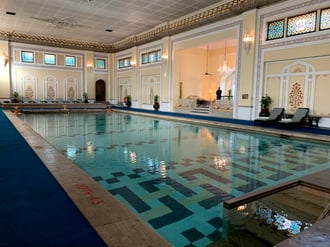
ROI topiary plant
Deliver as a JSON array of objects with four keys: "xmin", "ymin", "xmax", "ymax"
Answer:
[{"xmin": 260, "ymin": 95, "xmax": 272, "ymax": 109}]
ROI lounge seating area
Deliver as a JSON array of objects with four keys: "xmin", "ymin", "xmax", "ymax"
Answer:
[
  {"xmin": 32, "ymin": 97, "xmax": 82, "ymax": 104},
  {"xmin": 0, "ymin": 101, "xmax": 108, "ymax": 113},
  {"xmin": 211, "ymin": 99, "xmax": 234, "ymax": 111},
  {"xmin": 254, "ymin": 107, "xmax": 285, "ymax": 125},
  {"xmin": 2, "ymin": 96, "xmax": 88, "ymax": 104},
  {"xmin": 254, "ymin": 107, "xmax": 321, "ymax": 128},
  {"xmin": 174, "ymin": 96, "xmax": 234, "ymax": 118},
  {"xmin": 277, "ymin": 108, "xmax": 310, "ymax": 127}
]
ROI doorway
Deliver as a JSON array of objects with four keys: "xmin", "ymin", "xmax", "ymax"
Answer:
[{"xmin": 95, "ymin": 80, "xmax": 105, "ymax": 102}]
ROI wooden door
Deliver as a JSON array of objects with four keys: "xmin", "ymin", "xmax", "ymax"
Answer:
[{"xmin": 95, "ymin": 80, "xmax": 105, "ymax": 102}]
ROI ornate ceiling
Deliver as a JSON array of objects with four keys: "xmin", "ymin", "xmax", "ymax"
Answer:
[{"xmin": 0, "ymin": 0, "xmax": 284, "ymax": 52}]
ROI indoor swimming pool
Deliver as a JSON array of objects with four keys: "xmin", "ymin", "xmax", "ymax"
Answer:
[{"xmin": 19, "ymin": 112, "xmax": 330, "ymax": 246}]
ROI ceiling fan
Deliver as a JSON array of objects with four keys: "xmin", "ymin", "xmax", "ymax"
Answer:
[{"xmin": 204, "ymin": 45, "xmax": 212, "ymax": 76}]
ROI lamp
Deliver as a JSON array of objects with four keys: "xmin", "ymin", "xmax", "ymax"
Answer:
[
  {"xmin": 243, "ymin": 34, "xmax": 253, "ymax": 54},
  {"xmin": 86, "ymin": 64, "xmax": 93, "ymax": 72},
  {"xmin": 218, "ymin": 40, "xmax": 230, "ymax": 73}
]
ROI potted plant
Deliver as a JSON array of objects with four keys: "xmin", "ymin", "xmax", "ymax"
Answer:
[
  {"xmin": 259, "ymin": 94, "xmax": 272, "ymax": 116},
  {"xmin": 153, "ymin": 95, "xmax": 160, "ymax": 111},
  {"xmin": 124, "ymin": 95, "xmax": 132, "ymax": 108},
  {"xmin": 82, "ymin": 92, "xmax": 89, "ymax": 103},
  {"xmin": 12, "ymin": 91, "xmax": 19, "ymax": 103},
  {"xmin": 228, "ymin": 89, "xmax": 232, "ymax": 98}
]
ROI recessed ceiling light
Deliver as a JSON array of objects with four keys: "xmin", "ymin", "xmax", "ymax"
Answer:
[
  {"xmin": 105, "ymin": 29, "xmax": 113, "ymax": 32},
  {"xmin": 6, "ymin": 11, "xmax": 16, "ymax": 16}
]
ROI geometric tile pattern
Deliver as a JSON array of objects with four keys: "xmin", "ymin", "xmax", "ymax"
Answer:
[
  {"xmin": 109, "ymin": 186, "xmax": 151, "ymax": 213},
  {"xmin": 20, "ymin": 112, "xmax": 330, "ymax": 247}
]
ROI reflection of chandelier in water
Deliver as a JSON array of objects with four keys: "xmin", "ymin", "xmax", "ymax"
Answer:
[
  {"xmin": 160, "ymin": 161, "xmax": 167, "ymax": 179},
  {"xmin": 214, "ymin": 156, "xmax": 229, "ymax": 170},
  {"xmin": 87, "ymin": 141, "xmax": 94, "ymax": 154},
  {"xmin": 130, "ymin": 151, "xmax": 136, "ymax": 163},
  {"xmin": 218, "ymin": 40, "xmax": 232, "ymax": 73}
]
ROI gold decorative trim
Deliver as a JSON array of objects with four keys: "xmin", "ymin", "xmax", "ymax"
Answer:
[
  {"xmin": 0, "ymin": 0, "xmax": 281, "ymax": 52},
  {"xmin": 0, "ymin": 31, "xmax": 111, "ymax": 52}
]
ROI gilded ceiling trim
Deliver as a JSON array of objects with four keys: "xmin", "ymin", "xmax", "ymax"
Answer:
[
  {"xmin": 0, "ymin": 0, "xmax": 283, "ymax": 53},
  {"xmin": 0, "ymin": 31, "xmax": 111, "ymax": 52}
]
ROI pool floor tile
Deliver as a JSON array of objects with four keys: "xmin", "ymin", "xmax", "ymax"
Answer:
[
  {"xmin": 16, "ymin": 111, "xmax": 330, "ymax": 246},
  {"xmin": 181, "ymin": 227, "xmax": 205, "ymax": 243}
]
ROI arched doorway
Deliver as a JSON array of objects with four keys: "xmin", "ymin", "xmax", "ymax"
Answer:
[{"xmin": 95, "ymin": 80, "xmax": 105, "ymax": 102}]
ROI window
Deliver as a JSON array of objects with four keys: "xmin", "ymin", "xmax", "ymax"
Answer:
[
  {"xmin": 148, "ymin": 51, "xmax": 157, "ymax": 63},
  {"xmin": 65, "ymin": 56, "xmax": 76, "ymax": 66},
  {"xmin": 287, "ymin": 11, "xmax": 316, "ymax": 37},
  {"xmin": 44, "ymin": 53, "xmax": 56, "ymax": 65},
  {"xmin": 156, "ymin": 50, "xmax": 161, "ymax": 61},
  {"xmin": 21, "ymin": 51, "xmax": 34, "ymax": 63},
  {"xmin": 95, "ymin": 58, "xmax": 106, "ymax": 69},
  {"xmin": 141, "ymin": 49, "xmax": 161, "ymax": 64},
  {"xmin": 266, "ymin": 7, "xmax": 329, "ymax": 42},
  {"xmin": 142, "ymin": 54, "xmax": 148, "ymax": 64},
  {"xmin": 320, "ymin": 8, "xmax": 330, "ymax": 31},
  {"xmin": 118, "ymin": 57, "xmax": 132, "ymax": 69},
  {"xmin": 267, "ymin": 19, "xmax": 285, "ymax": 40}
]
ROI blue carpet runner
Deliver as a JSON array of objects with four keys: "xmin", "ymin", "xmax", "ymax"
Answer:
[{"xmin": 0, "ymin": 110, "xmax": 106, "ymax": 247}]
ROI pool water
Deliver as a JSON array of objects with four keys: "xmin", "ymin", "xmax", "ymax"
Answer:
[{"xmin": 20, "ymin": 112, "xmax": 330, "ymax": 246}]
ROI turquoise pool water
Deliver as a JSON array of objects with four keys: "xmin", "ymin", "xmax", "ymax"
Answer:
[{"xmin": 20, "ymin": 112, "xmax": 330, "ymax": 246}]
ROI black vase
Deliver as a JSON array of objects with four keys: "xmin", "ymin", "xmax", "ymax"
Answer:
[
  {"xmin": 126, "ymin": 101, "xmax": 132, "ymax": 108},
  {"xmin": 153, "ymin": 102, "xmax": 160, "ymax": 111}
]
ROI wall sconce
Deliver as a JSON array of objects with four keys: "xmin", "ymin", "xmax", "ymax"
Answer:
[
  {"xmin": 86, "ymin": 64, "xmax": 93, "ymax": 72},
  {"xmin": 243, "ymin": 34, "xmax": 253, "ymax": 54},
  {"xmin": 1, "ymin": 52, "xmax": 9, "ymax": 67},
  {"xmin": 130, "ymin": 61, "xmax": 136, "ymax": 68},
  {"xmin": 161, "ymin": 53, "xmax": 168, "ymax": 60}
]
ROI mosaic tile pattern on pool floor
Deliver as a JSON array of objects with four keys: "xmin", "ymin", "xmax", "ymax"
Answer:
[{"xmin": 19, "ymin": 112, "xmax": 330, "ymax": 246}]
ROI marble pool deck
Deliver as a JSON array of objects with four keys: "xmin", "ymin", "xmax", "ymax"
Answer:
[{"xmin": 4, "ymin": 109, "xmax": 330, "ymax": 246}]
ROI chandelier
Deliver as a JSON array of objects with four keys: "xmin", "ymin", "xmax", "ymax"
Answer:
[{"xmin": 218, "ymin": 40, "xmax": 231, "ymax": 73}]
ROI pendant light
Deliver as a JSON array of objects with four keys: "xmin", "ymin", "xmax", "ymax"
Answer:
[{"xmin": 218, "ymin": 40, "xmax": 230, "ymax": 73}]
